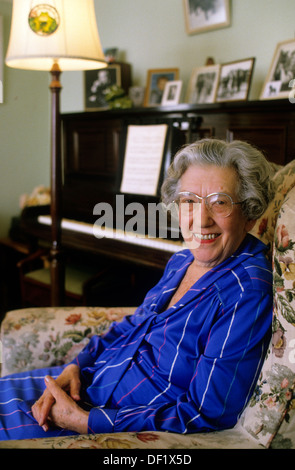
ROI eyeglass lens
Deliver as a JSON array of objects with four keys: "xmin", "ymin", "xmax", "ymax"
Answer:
[{"xmin": 177, "ymin": 193, "xmax": 234, "ymax": 217}]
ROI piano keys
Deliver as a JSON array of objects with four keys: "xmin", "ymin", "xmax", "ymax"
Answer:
[
  {"xmin": 38, "ymin": 215, "xmax": 185, "ymax": 253},
  {"xmin": 34, "ymin": 214, "xmax": 185, "ymax": 271}
]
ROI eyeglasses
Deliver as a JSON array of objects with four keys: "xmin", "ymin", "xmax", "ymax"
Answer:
[{"xmin": 174, "ymin": 191, "xmax": 244, "ymax": 218}]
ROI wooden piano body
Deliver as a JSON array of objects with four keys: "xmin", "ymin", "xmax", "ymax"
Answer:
[{"xmin": 20, "ymin": 100, "xmax": 295, "ymax": 305}]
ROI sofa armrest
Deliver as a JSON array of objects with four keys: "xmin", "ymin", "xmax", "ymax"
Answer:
[{"xmin": 0, "ymin": 306, "xmax": 136, "ymax": 377}]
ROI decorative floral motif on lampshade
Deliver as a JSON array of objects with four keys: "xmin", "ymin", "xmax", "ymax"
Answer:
[{"xmin": 28, "ymin": 4, "xmax": 60, "ymax": 36}]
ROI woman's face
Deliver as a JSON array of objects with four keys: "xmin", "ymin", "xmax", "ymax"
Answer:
[{"xmin": 178, "ymin": 164, "xmax": 255, "ymax": 268}]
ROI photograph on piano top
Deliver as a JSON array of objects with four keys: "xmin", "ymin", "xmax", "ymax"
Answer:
[{"xmin": 0, "ymin": 138, "xmax": 274, "ymax": 440}]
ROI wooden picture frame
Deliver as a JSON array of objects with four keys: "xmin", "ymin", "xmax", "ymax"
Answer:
[
  {"xmin": 144, "ymin": 68, "xmax": 179, "ymax": 107},
  {"xmin": 84, "ymin": 64, "xmax": 121, "ymax": 110},
  {"xmin": 186, "ymin": 64, "xmax": 220, "ymax": 104},
  {"xmin": 183, "ymin": 0, "xmax": 230, "ymax": 35},
  {"xmin": 260, "ymin": 38, "xmax": 295, "ymax": 100},
  {"xmin": 161, "ymin": 80, "xmax": 183, "ymax": 106},
  {"xmin": 216, "ymin": 58, "xmax": 255, "ymax": 102}
]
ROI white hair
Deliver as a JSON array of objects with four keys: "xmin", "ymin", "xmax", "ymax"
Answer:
[{"xmin": 161, "ymin": 138, "xmax": 275, "ymax": 220}]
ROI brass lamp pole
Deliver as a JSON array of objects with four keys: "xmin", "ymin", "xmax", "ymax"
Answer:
[{"xmin": 49, "ymin": 62, "xmax": 64, "ymax": 305}]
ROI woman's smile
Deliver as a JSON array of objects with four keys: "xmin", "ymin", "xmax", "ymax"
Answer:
[{"xmin": 192, "ymin": 232, "xmax": 221, "ymax": 242}]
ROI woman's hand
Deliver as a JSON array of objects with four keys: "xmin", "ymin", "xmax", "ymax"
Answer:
[
  {"xmin": 31, "ymin": 363, "xmax": 82, "ymax": 431},
  {"xmin": 42, "ymin": 375, "xmax": 89, "ymax": 434}
]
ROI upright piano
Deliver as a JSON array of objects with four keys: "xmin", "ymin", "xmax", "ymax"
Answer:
[{"xmin": 20, "ymin": 100, "xmax": 295, "ymax": 303}]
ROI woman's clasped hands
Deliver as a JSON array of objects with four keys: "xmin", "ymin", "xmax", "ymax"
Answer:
[{"xmin": 31, "ymin": 364, "xmax": 89, "ymax": 434}]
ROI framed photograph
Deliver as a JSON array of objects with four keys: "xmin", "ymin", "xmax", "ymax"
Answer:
[
  {"xmin": 183, "ymin": 0, "xmax": 230, "ymax": 35},
  {"xmin": 161, "ymin": 80, "xmax": 183, "ymax": 106},
  {"xmin": 85, "ymin": 64, "xmax": 121, "ymax": 110},
  {"xmin": 260, "ymin": 39, "xmax": 295, "ymax": 100},
  {"xmin": 144, "ymin": 68, "xmax": 179, "ymax": 107},
  {"xmin": 216, "ymin": 58, "xmax": 255, "ymax": 102},
  {"xmin": 186, "ymin": 64, "xmax": 220, "ymax": 104}
]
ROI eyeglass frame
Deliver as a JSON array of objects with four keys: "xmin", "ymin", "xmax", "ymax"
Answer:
[{"xmin": 173, "ymin": 191, "xmax": 244, "ymax": 218}]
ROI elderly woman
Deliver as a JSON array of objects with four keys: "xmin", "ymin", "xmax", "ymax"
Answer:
[{"xmin": 0, "ymin": 139, "xmax": 274, "ymax": 440}]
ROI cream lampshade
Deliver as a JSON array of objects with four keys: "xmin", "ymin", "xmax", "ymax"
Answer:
[
  {"xmin": 6, "ymin": 0, "xmax": 106, "ymax": 71},
  {"xmin": 6, "ymin": 0, "xmax": 107, "ymax": 306}
]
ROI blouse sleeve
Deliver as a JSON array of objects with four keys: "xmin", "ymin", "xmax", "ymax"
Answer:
[{"xmin": 87, "ymin": 286, "xmax": 272, "ymax": 434}]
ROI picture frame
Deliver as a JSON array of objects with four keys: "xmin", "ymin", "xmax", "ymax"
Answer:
[
  {"xmin": 183, "ymin": 0, "xmax": 230, "ymax": 35},
  {"xmin": 161, "ymin": 80, "xmax": 183, "ymax": 106},
  {"xmin": 216, "ymin": 58, "xmax": 255, "ymax": 102},
  {"xmin": 84, "ymin": 64, "xmax": 121, "ymax": 110},
  {"xmin": 260, "ymin": 38, "xmax": 295, "ymax": 100},
  {"xmin": 144, "ymin": 68, "xmax": 179, "ymax": 107},
  {"xmin": 186, "ymin": 64, "xmax": 220, "ymax": 104}
]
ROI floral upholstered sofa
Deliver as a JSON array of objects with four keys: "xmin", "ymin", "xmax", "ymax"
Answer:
[{"xmin": 1, "ymin": 160, "xmax": 295, "ymax": 450}]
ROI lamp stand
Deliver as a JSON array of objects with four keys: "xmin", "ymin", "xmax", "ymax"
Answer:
[{"xmin": 49, "ymin": 61, "xmax": 65, "ymax": 306}]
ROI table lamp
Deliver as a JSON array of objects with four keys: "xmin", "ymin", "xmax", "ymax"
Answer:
[{"xmin": 5, "ymin": 0, "xmax": 107, "ymax": 305}]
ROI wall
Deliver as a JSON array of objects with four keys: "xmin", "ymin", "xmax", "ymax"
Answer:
[
  {"xmin": 62, "ymin": 0, "xmax": 295, "ymax": 111},
  {"xmin": 0, "ymin": 0, "xmax": 50, "ymax": 238},
  {"xmin": 0, "ymin": 0, "xmax": 295, "ymax": 238}
]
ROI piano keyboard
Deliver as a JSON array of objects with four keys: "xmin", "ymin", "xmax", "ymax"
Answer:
[{"xmin": 38, "ymin": 215, "xmax": 185, "ymax": 253}]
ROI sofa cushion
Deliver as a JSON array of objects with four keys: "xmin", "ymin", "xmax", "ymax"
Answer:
[
  {"xmin": 0, "ymin": 427, "xmax": 263, "ymax": 450},
  {"xmin": 241, "ymin": 185, "xmax": 295, "ymax": 448}
]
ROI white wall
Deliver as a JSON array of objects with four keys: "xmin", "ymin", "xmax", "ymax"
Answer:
[{"xmin": 62, "ymin": 0, "xmax": 295, "ymax": 112}]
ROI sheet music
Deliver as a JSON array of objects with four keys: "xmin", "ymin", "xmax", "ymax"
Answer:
[{"xmin": 120, "ymin": 124, "xmax": 168, "ymax": 196}]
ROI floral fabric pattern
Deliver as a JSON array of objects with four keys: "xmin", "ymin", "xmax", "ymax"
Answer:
[
  {"xmin": 250, "ymin": 160, "xmax": 295, "ymax": 251},
  {"xmin": 0, "ymin": 427, "xmax": 263, "ymax": 450},
  {"xmin": 1, "ymin": 307, "xmax": 135, "ymax": 377},
  {"xmin": 241, "ymin": 184, "xmax": 295, "ymax": 449}
]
